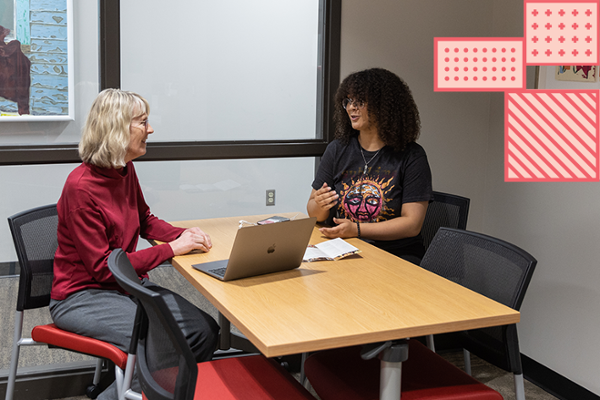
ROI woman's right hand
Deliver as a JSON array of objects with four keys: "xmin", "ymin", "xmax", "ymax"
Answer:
[
  {"xmin": 312, "ymin": 182, "xmax": 339, "ymax": 212},
  {"xmin": 307, "ymin": 182, "xmax": 339, "ymax": 222},
  {"xmin": 169, "ymin": 228, "xmax": 212, "ymax": 256}
]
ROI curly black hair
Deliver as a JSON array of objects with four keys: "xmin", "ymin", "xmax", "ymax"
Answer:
[{"xmin": 334, "ymin": 68, "xmax": 421, "ymax": 152}]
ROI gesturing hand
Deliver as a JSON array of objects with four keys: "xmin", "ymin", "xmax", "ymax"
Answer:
[
  {"xmin": 318, "ymin": 218, "xmax": 358, "ymax": 239},
  {"xmin": 313, "ymin": 182, "xmax": 339, "ymax": 212}
]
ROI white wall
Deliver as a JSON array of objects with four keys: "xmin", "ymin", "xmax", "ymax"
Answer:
[{"xmin": 341, "ymin": 0, "xmax": 599, "ymax": 394}]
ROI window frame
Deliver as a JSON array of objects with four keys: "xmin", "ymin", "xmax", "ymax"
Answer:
[{"xmin": 0, "ymin": 0, "xmax": 341, "ymax": 165}]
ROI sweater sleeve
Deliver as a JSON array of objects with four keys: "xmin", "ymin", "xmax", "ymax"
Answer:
[
  {"xmin": 65, "ymin": 204, "xmax": 177, "ymax": 281},
  {"xmin": 139, "ymin": 208, "xmax": 185, "ymax": 242}
]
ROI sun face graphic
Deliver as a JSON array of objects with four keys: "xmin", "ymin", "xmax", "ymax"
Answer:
[{"xmin": 338, "ymin": 176, "xmax": 395, "ymax": 222}]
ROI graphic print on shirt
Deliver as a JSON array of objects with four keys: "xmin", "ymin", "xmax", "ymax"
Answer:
[{"xmin": 337, "ymin": 174, "xmax": 396, "ymax": 223}]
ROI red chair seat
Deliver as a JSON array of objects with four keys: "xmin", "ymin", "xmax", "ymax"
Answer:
[
  {"xmin": 141, "ymin": 355, "xmax": 316, "ymax": 400},
  {"xmin": 32, "ymin": 323, "xmax": 128, "ymax": 369},
  {"xmin": 304, "ymin": 339, "xmax": 503, "ymax": 400}
]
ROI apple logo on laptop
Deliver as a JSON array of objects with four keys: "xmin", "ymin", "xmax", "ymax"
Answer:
[{"xmin": 267, "ymin": 244, "xmax": 276, "ymax": 254}]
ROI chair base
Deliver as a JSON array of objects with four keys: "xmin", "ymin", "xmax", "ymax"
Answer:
[{"xmin": 304, "ymin": 339, "xmax": 503, "ymax": 400}]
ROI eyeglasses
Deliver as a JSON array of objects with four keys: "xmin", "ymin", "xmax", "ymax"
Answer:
[
  {"xmin": 342, "ymin": 98, "xmax": 366, "ymax": 110},
  {"xmin": 138, "ymin": 119, "xmax": 149, "ymax": 130}
]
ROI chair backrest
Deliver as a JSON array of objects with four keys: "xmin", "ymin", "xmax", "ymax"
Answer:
[
  {"xmin": 421, "ymin": 191, "xmax": 470, "ymax": 251},
  {"xmin": 7, "ymin": 204, "xmax": 58, "ymax": 311},
  {"xmin": 420, "ymin": 227, "xmax": 537, "ymax": 374},
  {"xmin": 108, "ymin": 249, "xmax": 197, "ymax": 400}
]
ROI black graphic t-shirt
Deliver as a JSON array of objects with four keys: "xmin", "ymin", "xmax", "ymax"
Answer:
[{"xmin": 312, "ymin": 137, "xmax": 433, "ymax": 260}]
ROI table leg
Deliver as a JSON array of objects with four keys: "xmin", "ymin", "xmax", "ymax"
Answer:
[
  {"xmin": 218, "ymin": 312, "xmax": 231, "ymax": 350},
  {"xmin": 380, "ymin": 360, "xmax": 402, "ymax": 400},
  {"xmin": 378, "ymin": 340, "xmax": 409, "ymax": 400},
  {"xmin": 217, "ymin": 311, "xmax": 259, "ymax": 354}
]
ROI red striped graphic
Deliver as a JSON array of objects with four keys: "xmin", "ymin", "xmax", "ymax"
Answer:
[{"xmin": 505, "ymin": 90, "xmax": 600, "ymax": 181}]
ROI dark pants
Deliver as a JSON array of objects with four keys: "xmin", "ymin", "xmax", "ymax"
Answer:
[{"xmin": 50, "ymin": 280, "xmax": 219, "ymax": 399}]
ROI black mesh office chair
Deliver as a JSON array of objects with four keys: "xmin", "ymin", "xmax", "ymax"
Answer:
[
  {"xmin": 304, "ymin": 227, "xmax": 536, "ymax": 400},
  {"xmin": 410, "ymin": 191, "xmax": 470, "ymax": 350},
  {"xmin": 421, "ymin": 191, "xmax": 470, "ymax": 250},
  {"xmin": 107, "ymin": 249, "xmax": 317, "ymax": 400},
  {"xmin": 420, "ymin": 227, "xmax": 537, "ymax": 400},
  {"xmin": 5, "ymin": 205, "xmax": 136, "ymax": 400}
]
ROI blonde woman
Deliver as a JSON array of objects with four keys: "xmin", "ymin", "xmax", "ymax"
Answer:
[{"xmin": 50, "ymin": 89, "xmax": 219, "ymax": 399}]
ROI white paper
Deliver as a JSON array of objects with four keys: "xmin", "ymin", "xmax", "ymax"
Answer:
[{"xmin": 303, "ymin": 238, "xmax": 360, "ymax": 262}]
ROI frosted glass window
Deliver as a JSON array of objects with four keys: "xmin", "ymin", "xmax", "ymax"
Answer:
[{"xmin": 120, "ymin": 0, "xmax": 321, "ymax": 142}]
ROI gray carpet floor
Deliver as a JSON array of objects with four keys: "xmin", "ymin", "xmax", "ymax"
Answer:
[{"xmin": 1, "ymin": 264, "xmax": 558, "ymax": 400}]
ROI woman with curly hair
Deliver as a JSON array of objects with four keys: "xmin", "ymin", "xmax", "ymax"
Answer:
[{"xmin": 307, "ymin": 68, "xmax": 433, "ymax": 263}]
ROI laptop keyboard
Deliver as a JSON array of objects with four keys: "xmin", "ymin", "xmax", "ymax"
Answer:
[{"xmin": 208, "ymin": 267, "xmax": 227, "ymax": 277}]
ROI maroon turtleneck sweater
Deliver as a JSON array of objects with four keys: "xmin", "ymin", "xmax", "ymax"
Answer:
[{"xmin": 51, "ymin": 161, "xmax": 184, "ymax": 300}]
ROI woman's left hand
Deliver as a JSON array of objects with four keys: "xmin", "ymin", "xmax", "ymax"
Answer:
[
  {"xmin": 169, "ymin": 227, "xmax": 213, "ymax": 256},
  {"xmin": 182, "ymin": 227, "xmax": 212, "ymax": 250},
  {"xmin": 318, "ymin": 217, "xmax": 358, "ymax": 239}
]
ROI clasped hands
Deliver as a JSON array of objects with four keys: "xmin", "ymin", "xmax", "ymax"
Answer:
[{"xmin": 169, "ymin": 227, "xmax": 212, "ymax": 256}]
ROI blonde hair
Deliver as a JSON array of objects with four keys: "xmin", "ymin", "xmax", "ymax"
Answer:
[{"xmin": 79, "ymin": 89, "xmax": 150, "ymax": 168}]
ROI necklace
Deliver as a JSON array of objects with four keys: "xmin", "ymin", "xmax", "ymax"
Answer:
[{"xmin": 360, "ymin": 146, "xmax": 382, "ymax": 175}]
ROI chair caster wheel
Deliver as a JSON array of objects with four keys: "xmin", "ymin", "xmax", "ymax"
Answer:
[{"xmin": 86, "ymin": 384, "xmax": 101, "ymax": 399}]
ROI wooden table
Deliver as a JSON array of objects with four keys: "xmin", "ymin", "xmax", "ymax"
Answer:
[
  {"xmin": 167, "ymin": 212, "xmax": 519, "ymax": 354},
  {"xmin": 166, "ymin": 212, "xmax": 520, "ymax": 399}
]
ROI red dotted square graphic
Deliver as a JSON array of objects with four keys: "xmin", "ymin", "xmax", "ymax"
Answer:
[
  {"xmin": 434, "ymin": 38, "xmax": 525, "ymax": 91},
  {"xmin": 505, "ymin": 90, "xmax": 600, "ymax": 182},
  {"xmin": 525, "ymin": 1, "xmax": 599, "ymax": 65}
]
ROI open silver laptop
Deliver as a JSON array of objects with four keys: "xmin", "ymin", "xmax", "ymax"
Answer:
[{"xmin": 192, "ymin": 217, "xmax": 317, "ymax": 281}]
